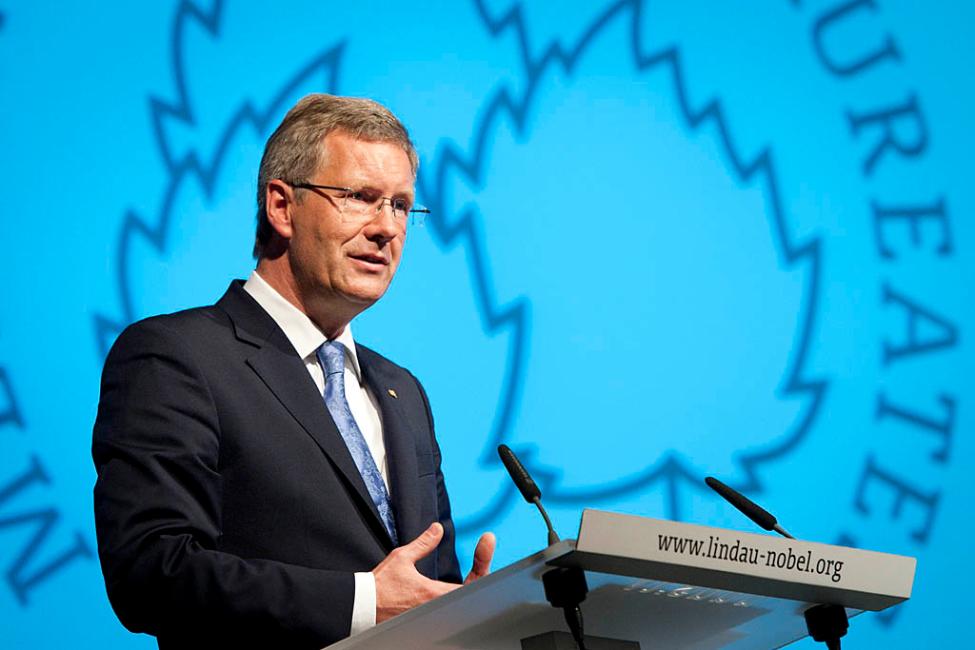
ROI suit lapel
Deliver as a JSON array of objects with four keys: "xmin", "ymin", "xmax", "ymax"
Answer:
[
  {"xmin": 217, "ymin": 282, "xmax": 392, "ymax": 549},
  {"xmin": 359, "ymin": 350, "xmax": 422, "ymax": 547}
]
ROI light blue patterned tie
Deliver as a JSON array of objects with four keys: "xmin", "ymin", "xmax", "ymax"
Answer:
[{"xmin": 317, "ymin": 341, "xmax": 399, "ymax": 545}]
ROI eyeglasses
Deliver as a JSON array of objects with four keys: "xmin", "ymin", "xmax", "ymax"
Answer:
[{"xmin": 290, "ymin": 182, "xmax": 430, "ymax": 230}]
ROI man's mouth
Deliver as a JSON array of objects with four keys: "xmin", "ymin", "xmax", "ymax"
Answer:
[{"xmin": 350, "ymin": 253, "xmax": 388, "ymax": 267}]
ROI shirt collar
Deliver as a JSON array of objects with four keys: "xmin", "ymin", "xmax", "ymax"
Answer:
[{"xmin": 243, "ymin": 271, "xmax": 363, "ymax": 381}]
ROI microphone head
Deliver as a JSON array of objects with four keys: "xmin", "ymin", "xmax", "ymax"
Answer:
[
  {"xmin": 498, "ymin": 444, "xmax": 542, "ymax": 503},
  {"xmin": 705, "ymin": 476, "xmax": 778, "ymax": 531}
]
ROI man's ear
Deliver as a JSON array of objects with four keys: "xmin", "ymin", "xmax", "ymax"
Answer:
[{"xmin": 265, "ymin": 179, "xmax": 295, "ymax": 240}]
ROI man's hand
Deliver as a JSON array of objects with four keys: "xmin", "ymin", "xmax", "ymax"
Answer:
[
  {"xmin": 464, "ymin": 531, "xmax": 496, "ymax": 585},
  {"xmin": 373, "ymin": 524, "xmax": 498, "ymax": 623},
  {"xmin": 373, "ymin": 522, "xmax": 460, "ymax": 623}
]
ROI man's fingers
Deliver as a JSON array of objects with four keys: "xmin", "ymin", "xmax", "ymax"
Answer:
[
  {"xmin": 473, "ymin": 532, "xmax": 496, "ymax": 571},
  {"xmin": 397, "ymin": 522, "xmax": 444, "ymax": 563},
  {"xmin": 465, "ymin": 531, "xmax": 496, "ymax": 584}
]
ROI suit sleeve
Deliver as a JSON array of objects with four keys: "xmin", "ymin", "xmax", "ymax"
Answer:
[
  {"xmin": 92, "ymin": 319, "xmax": 353, "ymax": 648},
  {"xmin": 414, "ymin": 375, "xmax": 463, "ymax": 584}
]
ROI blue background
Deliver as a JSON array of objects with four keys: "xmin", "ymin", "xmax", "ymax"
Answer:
[{"xmin": 1, "ymin": 1, "xmax": 972, "ymax": 647}]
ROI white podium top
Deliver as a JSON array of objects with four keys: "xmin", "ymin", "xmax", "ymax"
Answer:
[
  {"xmin": 324, "ymin": 509, "xmax": 916, "ymax": 649},
  {"xmin": 567, "ymin": 509, "xmax": 915, "ymax": 611}
]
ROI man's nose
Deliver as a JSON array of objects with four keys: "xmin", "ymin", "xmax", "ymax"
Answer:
[{"xmin": 364, "ymin": 199, "xmax": 402, "ymax": 240}]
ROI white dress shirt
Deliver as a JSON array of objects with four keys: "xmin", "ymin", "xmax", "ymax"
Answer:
[{"xmin": 243, "ymin": 271, "xmax": 384, "ymax": 636}]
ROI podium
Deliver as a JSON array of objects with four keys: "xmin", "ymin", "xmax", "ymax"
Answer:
[{"xmin": 325, "ymin": 510, "xmax": 915, "ymax": 649}]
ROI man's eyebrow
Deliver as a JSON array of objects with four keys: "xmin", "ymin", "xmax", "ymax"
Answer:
[
  {"xmin": 368, "ymin": 184, "xmax": 415, "ymax": 198},
  {"xmin": 344, "ymin": 180, "xmax": 415, "ymax": 198}
]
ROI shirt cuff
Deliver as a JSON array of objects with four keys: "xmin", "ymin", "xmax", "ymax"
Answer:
[{"xmin": 350, "ymin": 572, "xmax": 377, "ymax": 636}]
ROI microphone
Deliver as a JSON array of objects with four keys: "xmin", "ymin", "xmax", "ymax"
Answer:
[
  {"xmin": 498, "ymin": 444, "xmax": 560, "ymax": 545},
  {"xmin": 704, "ymin": 476, "xmax": 795, "ymax": 539},
  {"xmin": 498, "ymin": 445, "xmax": 588, "ymax": 650},
  {"xmin": 705, "ymin": 476, "xmax": 851, "ymax": 649}
]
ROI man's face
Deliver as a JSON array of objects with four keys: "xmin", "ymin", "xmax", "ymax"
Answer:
[{"xmin": 287, "ymin": 131, "xmax": 414, "ymax": 317}]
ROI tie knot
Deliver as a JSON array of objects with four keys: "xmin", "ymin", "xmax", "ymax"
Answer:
[{"xmin": 317, "ymin": 341, "xmax": 346, "ymax": 377}]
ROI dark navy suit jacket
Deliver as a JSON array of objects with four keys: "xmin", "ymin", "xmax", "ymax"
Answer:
[{"xmin": 92, "ymin": 281, "xmax": 460, "ymax": 649}]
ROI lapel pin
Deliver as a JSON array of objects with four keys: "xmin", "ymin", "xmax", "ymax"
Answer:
[{"xmin": 387, "ymin": 388, "xmax": 398, "ymax": 399}]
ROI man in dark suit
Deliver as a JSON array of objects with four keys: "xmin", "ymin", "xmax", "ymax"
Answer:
[{"xmin": 92, "ymin": 94, "xmax": 495, "ymax": 649}]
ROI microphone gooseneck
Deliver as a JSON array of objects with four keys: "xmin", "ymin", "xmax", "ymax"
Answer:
[
  {"xmin": 705, "ymin": 475, "xmax": 848, "ymax": 649},
  {"xmin": 498, "ymin": 445, "xmax": 586, "ymax": 649},
  {"xmin": 498, "ymin": 444, "xmax": 560, "ymax": 544}
]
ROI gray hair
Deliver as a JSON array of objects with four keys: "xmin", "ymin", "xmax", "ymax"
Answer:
[{"xmin": 253, "ymin": 93, "xmax": 419, "ymax": 258}]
